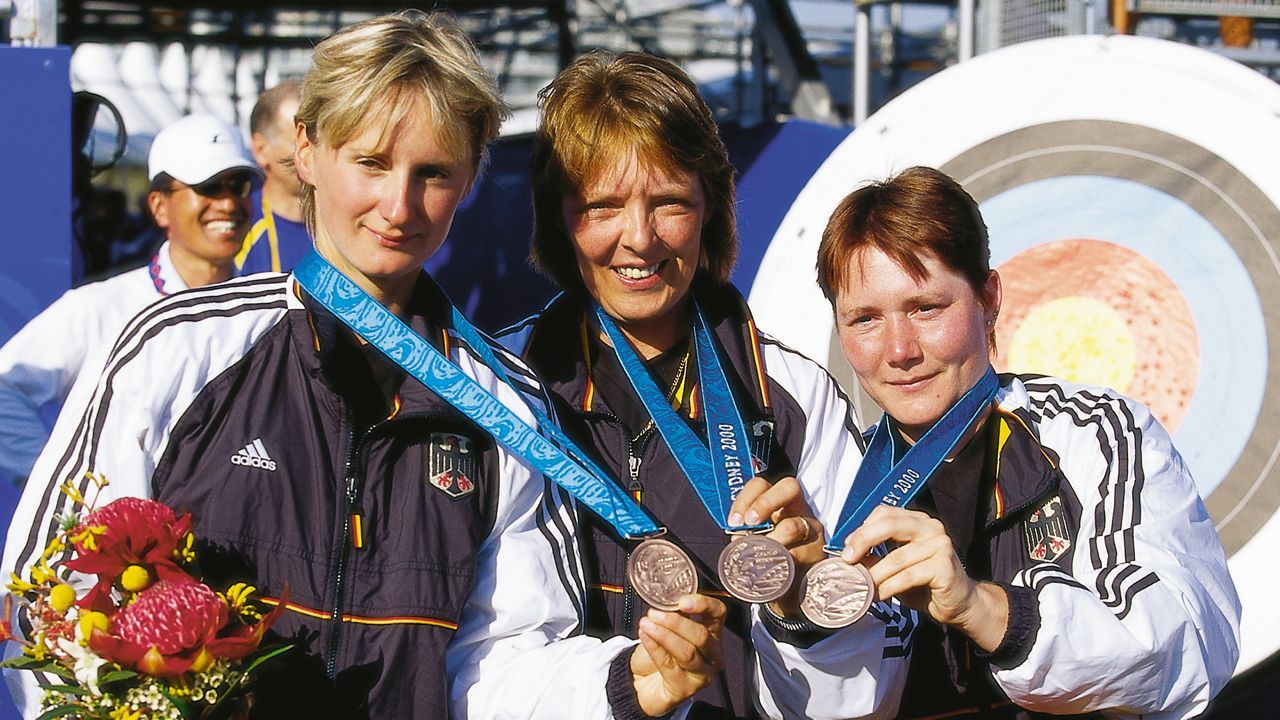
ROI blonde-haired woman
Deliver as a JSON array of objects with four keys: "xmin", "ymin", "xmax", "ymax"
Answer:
[{"xmin": 5, "ymin": 13, "xmax": 721, "ymax": 719}]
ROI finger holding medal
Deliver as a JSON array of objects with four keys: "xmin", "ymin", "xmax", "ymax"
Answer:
[
  {"xmin": 727, "ymin": 475, "xmax": 827, "ymax": 615},
  {"xmin": 630, "ymin": 594, "xmax": 728, "ymax": 716},
  {"xmin": 502, "ymin": 50, "xmax": 911, "ymax": 719},
  {"xmin": 841, "ymin": 504, "xmax": 1009, "ymax": 652},
  {"xmin": 5, "ymin": 12, "xmax": 732, "ymax": 719},
  {"xmin": 813, "ymin": 167, "xmax": 1240, "ymax": 719}
]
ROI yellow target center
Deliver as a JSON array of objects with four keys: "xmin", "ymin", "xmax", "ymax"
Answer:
[{"xmin": 1007, "ymin": 296, "xmax": 1135, "ymax": 392}]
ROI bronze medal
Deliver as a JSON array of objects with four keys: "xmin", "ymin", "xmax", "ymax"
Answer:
[
  {"xmin": 717, "ymin": 534, "xmax": 795, "ymax": 603},
  {"xmin": 627, "ymin": 538, "xmax": 698, "ymax": 611},
  {"xmin": 799, "ymin": 557, "xmax": 875, "ymax": 628}
]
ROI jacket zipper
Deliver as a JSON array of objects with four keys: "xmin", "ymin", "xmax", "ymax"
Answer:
[
  {"xmin": 621, "ymin": 425, "xmax": 655, "ymax": 632},
  {"xmin": 322, "ymin": 410, "xmax": 466, "ymax": 678},
  {"xmin": 326, "ymin": 420, "xmax": 360, "ymax": 679}
]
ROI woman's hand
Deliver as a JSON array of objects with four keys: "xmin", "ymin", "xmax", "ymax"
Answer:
[
  {"xmin": 842, "ymin": 504, "xmax": 1009, "ymax": 651},
  {"xmin": 727, "ymin": 476, "xmax": 826, "ymax": 615},
  {"xmin": 630, "ymin": 593, "xmax": 727, "ymax": 716}
]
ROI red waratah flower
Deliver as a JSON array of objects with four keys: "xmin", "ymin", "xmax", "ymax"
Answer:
[
  {"xmin": 89, "ymin": 580, "xmax": 286, "ymax": 678},
  {"xmin": 63, "ymin": 497, "xmax": 193, "ymax": 611}
]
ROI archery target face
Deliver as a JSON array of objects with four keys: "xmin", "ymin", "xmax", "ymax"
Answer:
[{"xmin": 748, "ymin": 35, "xmax": 1280, "ymax": 673}]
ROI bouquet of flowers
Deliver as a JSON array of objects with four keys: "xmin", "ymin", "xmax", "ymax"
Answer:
[{"xmin": 2, "ymin": 473, "xmax": 288, "ymax": 719}]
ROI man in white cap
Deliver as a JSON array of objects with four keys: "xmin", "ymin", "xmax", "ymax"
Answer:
[{"xmin": 0, "ymin": 114, "xmax": 261, "ymax": 485}]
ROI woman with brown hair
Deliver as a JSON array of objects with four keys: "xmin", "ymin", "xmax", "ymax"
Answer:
[
  {"xmin": 500, "ymin": 51, "xmax": 909, "ymax": 719},
  {"xmin": 817, "ymin": 166, "xmax": 1240, "ymax": 719}
]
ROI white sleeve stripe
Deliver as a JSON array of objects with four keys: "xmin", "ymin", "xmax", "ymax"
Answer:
[
  {"xmin": 1021, "ymin": 563, "xmax": 1087, "ymax": 592},
  {"xmin": 1097, "ymin": 564, "xmax": 1160, "ymax": 611},
  {"xmin": 12, "ymin": 293, "xmax": 288, "ymax": 576},
  {"xmin": 1109, "ymin": 571, "xmax": 1158, "ymax": 620},
  {"xmin": 72, "ymin": 298, "xmax": 288, "ymax": 501},
  {"xmin": 535, "ymin": 484, "xmax": 586, "ymax": 633},
  {"xmin": 112, "ymin": 274, "xmax": 287, "ymax": 356},
  {"xmin": 451, "ymin": 329, "xmax": 587, "ymax": 632},
  {"xmin": 1022, "ymin": 383, "xmax": 1145, "ymax": 570},
  {"xmin": 108, "ymin": 283, "xmax": 288, "ymax": 378},
  {"xmin": 1022, "ymin": 384, "xmax": 1163, "ymax": 617},
  {"xmin": 451, "ymin": 335, "xmax": 549, "ymax": 402}
]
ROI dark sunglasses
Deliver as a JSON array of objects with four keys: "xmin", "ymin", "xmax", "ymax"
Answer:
[{"xmin": 179, "ymin": 174, "xmax": 255, "ymax": 199}]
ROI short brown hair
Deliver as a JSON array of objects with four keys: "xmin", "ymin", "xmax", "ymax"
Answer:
[
  {"xmin": 250, "ymin": 79, "xmax": 302, "ymax": 139},
  {"xmin": 816, "ymin": 166, "xmax": 990, "ymax": 305},
  {"xmin": 530, "ymin": 51, "xmax": 737, "ymax": 293},
  {"xmin": 295, "ymin": 10, "xmax": 509, "ymax": 235}
]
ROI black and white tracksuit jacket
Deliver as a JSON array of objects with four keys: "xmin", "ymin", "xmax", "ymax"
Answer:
[
  {"xmin": 499, "ymin": 282, "xmax": 911, "ymax": 720},
  {"xmin": 893, "ymin": 374, "xmax": 1240, "ymax": 720},
  {"xmin": 2, "ymin": 272, "xmax": 649, "ymax": 719}
]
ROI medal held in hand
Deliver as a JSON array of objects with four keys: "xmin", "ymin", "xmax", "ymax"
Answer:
[
  {"xmin": 628, "ymin": 537, "xmax": 699, "ymax": 611},
  {"xmin": 599, "ymin": 304, "xmax": 793, "ymax": 604},
  {"xmin": 799, "ymin": 557, "xmax": 875, "ymax": 627},
  {"xmin": 717, "ymin": 533, "xmax": 795, "ymax": 604},
  {"xmin": 802, "ymin": 368, "xmax": 1000, "ymax": 628}
]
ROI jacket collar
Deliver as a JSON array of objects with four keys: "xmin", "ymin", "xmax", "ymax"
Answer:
[
  {"xmin": 984, "ymin": 375, "xmax": 1064, "ymax": 529},
  {"xmin": 287, "ymin": 270, "xmax": 464, "ymax": 416},
  {"xmin": 149, "ymin": 241, "xmax": 191, "ymax": 297},
  {"xmin": 521, "ymin": 277, "xmax": 773, "ymax": 420}
]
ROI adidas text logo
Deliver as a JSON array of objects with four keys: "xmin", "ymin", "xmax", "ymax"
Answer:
[{"xmin": 231, "ymin": 438, "xmax": 277, "ymax": 471}]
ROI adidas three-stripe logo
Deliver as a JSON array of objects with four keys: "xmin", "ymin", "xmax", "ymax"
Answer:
[{"xmin": 231, "ymin": 438, "xmax": 277, "ymax": 471}]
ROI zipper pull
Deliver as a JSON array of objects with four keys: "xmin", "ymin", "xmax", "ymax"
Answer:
[
  {"xmin": 347, "ymin": 476, "xmax": 366, "ymax": 551},
  {"xmin": 627, "ymin": 452, "xmax": 644, "ymax": 502}
]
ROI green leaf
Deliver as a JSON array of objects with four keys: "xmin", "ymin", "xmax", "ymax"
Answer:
[
  {"xmin": 42, "ymin": 665, "xmax": 76, "ymax": 681},
  {"xmin": 35, "ymin": 683, "xmax": 92, "ymax": 697},
  {"xmin": 1, "ymin": 656, "xmax": 57, "ymax": 670},
  {"xmin": 34, "ymin": 706, "xmax": 84, "ymax": 720},
  {"xmin": 99, "ymin": 669, "xmax": 138, "ymax": 684},
  {"xmin": 243, "ymin": 643, "xmax": 294, "ymax": 674}
]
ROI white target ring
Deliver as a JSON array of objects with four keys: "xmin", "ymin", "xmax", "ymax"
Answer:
[{"xmin": 749, "ymin": 34, "xmax": 1280, "ymax": 673}]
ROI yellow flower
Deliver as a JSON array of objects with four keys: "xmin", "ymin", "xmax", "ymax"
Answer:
[
  {"xmin": 79, "ymin": 610, "xmax": 109, "ymax": 640},
  {"xmin": 49, "ymin": 583, "xmax": 77, "ymax": 613},
  {"xmin": 58, "ymin": 481, "xmax": 86, "ymax": 506},
  {"xmin": 39, "ymin": 536, "xmax": 66, "ymax": 560},
  {"xmin": 221, "ymin": 582, "xmax": 262, "ymax": 621},
  {"xmin": 24, "ymin": 634, "xmax": 47, "ymax": 661},
  {"xmin": 119, "ymin": 565, "xmax": 150, "ymax": 593},
  {"xmin": 223, "ymin": 582, "xmax": 254, "ymax": 607},
  {"xmin": 84, "ymin": 471, "xmax": 109, "ymax": 491},
  {"xmin": 7, "ymin": 572, "xmax": 38, "ymax": 594},
  {"xmin": 109, "ymin": 707, "xmax": 141, "ymax": 720},
  {"xmin": 29, "ymin": 562, "xmax": 56, "ymax": 585},
  {"xmin": 173, "ymin": 532, "xmax": 196, "ymax": 564},
  {"xmin": 70, "ymin": 525, "xmax": 106, "ymax": 553}
]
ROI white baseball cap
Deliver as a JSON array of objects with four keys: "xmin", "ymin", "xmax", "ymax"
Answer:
[{"xmin": 147, "ymin": 114, "xmax": 264, "ymax": 185}]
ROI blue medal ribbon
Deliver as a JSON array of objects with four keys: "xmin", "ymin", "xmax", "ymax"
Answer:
[
  {"xmin": 825, "ymin": 367, "xmax": 1000, "ymax": 553},
  {"xmin": 294, "ymin": 251, "xmax": 662, "ymax": 540},
  {"xmin": 595, "ymin": 302, "xmax": 769, "ymax": 533}
]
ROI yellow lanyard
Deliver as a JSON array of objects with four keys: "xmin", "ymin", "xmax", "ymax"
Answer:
[{"xmin": 261, "ymin": 194, "xmax": 282, "ymax": 272}]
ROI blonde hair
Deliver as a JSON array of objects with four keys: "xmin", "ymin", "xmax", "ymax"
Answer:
[
  {"xmin": 529, "ymin": 51, "xmax": 737, "ymax": 293},
  {"xmin": 296, "ymin": 10, "xmax": 509, "ymax": 233}
]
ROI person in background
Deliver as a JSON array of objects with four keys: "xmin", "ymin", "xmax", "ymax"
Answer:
[
  {"xmin": 499, "ymin": 51, "xmax": 910, "ymax": 719},
  {"xmin": 4, "ymin": 12, "xmax": 724, "ymax": 719},
  {"xmin": 236, "ymin": 79, "xmax": 311, "ymax": 274},
  {"xmin": 819, "ymin": 166, "xmax": 1240, "ymax": 719},
  {"xmin": 0, "ymin": 114, "xmax": 258, "ymax": 486}
]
